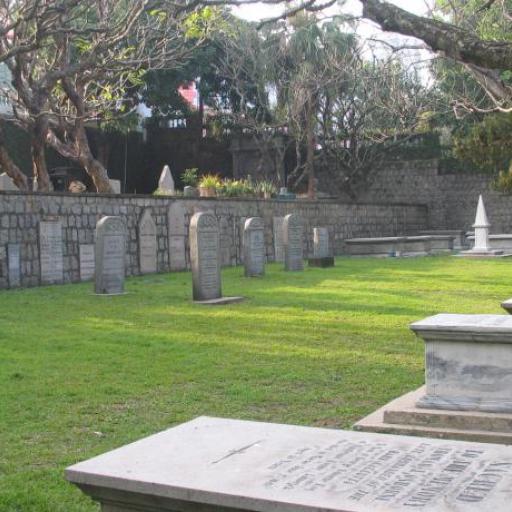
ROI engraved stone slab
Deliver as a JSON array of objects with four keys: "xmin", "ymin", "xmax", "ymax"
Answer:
[
  {"xmin": 138, "ymin": 209, "xmax": 157, "ymax": 274},
  {"xmin": 313, "ymin": 227, "xmax": 329, "ymax": 258},
  {"xmin": 7, "ymin": 243, "xmax": 20, "ymax": 288},
  {"xmin": 39, "ymin": 220, "xmax": 64, "ymax": 284},
  {"xmin": 283, "ymin": 213, "xmax": 303, "ymax": 271},
  {"xmin": 67, "ymin": 416, "xmax": 512, "ymax": 512},
  {"xmin": 273, "ymin": 217, "xmax": 285, "ymax": 262},
  {"xmin": 95, "ymin": 216, "xmax": 126, "ymax": 295},
  {"xmin": 168, "ymin": 203, "xmax": 186, "ymax": 271},
  {"xmin": 190, "ymin": 212, "xmax": 221, "ymax": 301},
  {"xmin": 243, "ymin": 217, "xmax": 265, "ymax": 277},
  {"xmin": 79, "ymin": 244, "xmax": 95, "ymax": 281},
  {"xmin": 411, "ymin": 314, "xmax": 512, "ymax": 413}
]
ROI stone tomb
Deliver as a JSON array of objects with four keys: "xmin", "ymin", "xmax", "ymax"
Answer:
[
  {"xmin": 308, "ymin": 227, "xmax": 334, "ymax": 267},
  {"xmin": 273, "ymin": 216, "xmax": 285, "ymax": 262},
  {"xmin": 190, "ymin": 212, "xmax": 242, "ymax": 305},
  {"xmin": 355, "ymin": 314, "xmax": 512, "ymax": 444},
  {"xmin": 243, "ymin": 217, "xmax": 265, "ymax": 277},
  {"xmin": 79, "ymin": 244, "xmax": 95, "ymax": 281},
  {"xmin": 67, "ymin": 416, "xmax": 512, "ymax": 512},
  {"xmin": 167, "ymin": 203, "xmax": 187, "ymax": 271},
  {"xmin": 138, "ymin": 209, "xmax": 157, "ymax": 274},
  {"xmin": 39, "ymin": 219, "xmax": 64, "ymax": 285},
  {"xmin": 283, "ymin": 214, "xmax": 303, "ymax": 271},
  {"xmin": 95, "ymin": 216, "xmax": 126, "ymax": 295},
  {"xmin": 7, "ymin": 243, "xmax": 20, "ymax": 288}
]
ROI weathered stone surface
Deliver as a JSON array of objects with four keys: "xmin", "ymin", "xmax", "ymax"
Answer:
[
  {"xmin": 411, "ymin": 314, "xmax": 512, "ymax": 413},
  {"xmin": 109, "ymin": 179, "xmax": 121, "ymax": 194},
  {"xmin": 273, "ymin": 216, "xmax": 285, "ymax": 262},
  {"xmin": 0, "ymin": 173, "xmax": 18, "ymax": 191},
  {"xmin": 39, "ymin": 219, "xmax": 64, "ymax": 284},
  {"xmin": 95, "ymin": 216, "xmax": 125, "ymax": 295},
  {"xmin": 283, "ymin": 213, "xmax": 303, "ymax": 271},
  {"xmin": 79, "ymin": 244, "xmax": 95, "ymax": 281},
  {"xmin": 419, "ymin": 230, "xmax": 466, "ymax": 250},
  {"xmin": 354, "ymin": 386, "xmax": 512, "ymax": 444},
  {"xmin": 7, "ymin": 243, "xmax": 20, "ymax": 287},
  {"xmin": 190, "ymin": 212, "xmax": 221, "ymax": 301},
  {"xmin": 138, "ymin": 209, "xmax": 157, "ymax": 274},
  {"xmin": 67, "ymin": 416, "xmax": 512, "ymax": 512},
  {"xmin": 313, "ymin": 227, "xmax": 330, "ymax": 258},
  {"xmin": 243, "ymin": 217, "xmax": 265, "ymax": 277},
  {"xmin": 168, "ymin": 203, "xmax": 186, "ymax": 271},
  {"xmin": 158, "ymin": 165, "xmax": 175, "ymax": 194}
]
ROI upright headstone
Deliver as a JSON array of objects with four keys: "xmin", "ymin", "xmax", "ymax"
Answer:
[
  {"xmin": 158, "ymin": 165, "xmax": 175, "ymax": 195},
  {"xmin": 39, "ymin": 219, "xmax": 64, "ymax": 284},
  {"xmin": 283, "ymin": 214, "xmax": 303, "ymax": 271},
  {"xmin": 273, "ymin": 217, "xmax": 285, "ymax": 262},
  {"xmin": 0, "ymin": 173, "xmax": 18, "ymax": 191},
  {"xmin": 168, "ymin": 203, "xmax": 187, "ymax": 271},
  {"xmin": 243, "ymin": 217, "xmax": 265, "ymax": 277},
  {"xmin": 309, "ymin": 227, "xmax": 334, "ymax": 267},
  {"xmin": 95, "ymin": 216, "xmax": 125, "ymax": 295},
  {"xmin": 138, "ymin": 209, "xmax": 157, "ymax": 274},
  {"xmin": 7, "ymin": 243, "xmax": 20, "ymax": 288},
  {"xmin": 79, "ymin": 244, "xmax": 95, "ymax": 281},
  {"xmin": 189, "ymin": 212, "xmax": 221, "ymax": 301},
  {"xmin": 109, "ymin": 179, "xmax": 121, "ymax": 194}
]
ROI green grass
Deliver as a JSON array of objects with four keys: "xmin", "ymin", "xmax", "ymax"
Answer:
[{"xmin": 0, "ymin": 256, "xmax": 510, "ymax": 511}]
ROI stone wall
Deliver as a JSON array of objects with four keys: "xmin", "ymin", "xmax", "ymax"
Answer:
[
  {"xmin": 356, "ymin": 160, "xmax": 512, "ymax": 233},
  {"xmin": 0, "ymin": 191, "xmax": 427, "ymax": 289}
]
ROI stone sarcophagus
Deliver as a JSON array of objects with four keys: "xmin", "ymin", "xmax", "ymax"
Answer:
[{"xmin": 411, "ymin": 314, "xmax": 512, "ymax": 413}]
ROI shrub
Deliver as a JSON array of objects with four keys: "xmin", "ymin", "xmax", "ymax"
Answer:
[{"xmin": 181, "ymin": 168, "xmax": 199, "ymax": 187}]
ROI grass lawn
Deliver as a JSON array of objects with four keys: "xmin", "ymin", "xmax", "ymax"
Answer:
[{"xmin": 0, "ymin": 255, "xmax": 510, "ymax": 511}]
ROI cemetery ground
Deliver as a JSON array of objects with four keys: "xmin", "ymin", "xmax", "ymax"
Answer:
[{"xmin": 1, "ymin": 257, "xmax": 511, "ymax": 511}]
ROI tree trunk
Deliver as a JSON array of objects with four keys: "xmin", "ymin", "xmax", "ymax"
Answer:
[
  {"xmin": 76, "ymin": 125, "xmax": 113, "ymax": 193},
  {"xmin": 0, "ymin": 123, "xmax": 29, "ymax": 190},
  {"xmin": 31, "ymin": 133, "xmax": 51, "ymax": 192},
  {"xmin": 306, "ymin": 100, "xmax": 316, "ymax": 199}
]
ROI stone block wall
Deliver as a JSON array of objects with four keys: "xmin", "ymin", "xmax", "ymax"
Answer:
[{"xmin": 0, "ymin": 191, "xmax": 427, "ymax": 289}]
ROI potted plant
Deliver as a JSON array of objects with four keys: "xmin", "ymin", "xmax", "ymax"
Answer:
[
  {"xmin": 255, "ymin": 180, "xmax": 277, "ymax": 199},
  {"xmin": 181, "ymin": 168, "xmax": 199, "ymax": 197},
  {"xmin": 198, "ymin": 174, "xmax": 221, "ymax": 197}
]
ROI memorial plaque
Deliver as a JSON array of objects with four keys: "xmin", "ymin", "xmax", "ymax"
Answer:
[
  {"xmin": 243, "ymin": 217, "xmax": 265, "ymax": 277},
  {"xmin": 190, "ymin": 212, "xmax": 221, "ymax": 301},
  {"xmin": 79, "ymin": 244, "xmax": 95, "ymax": 281},
  {"xmin": 168, "ymin": 203, "xmax": 186, "ymax": 271},
  {"xmin": 138, "ymin": 209, "xmax": 157, "ymax": 274},
  {"xmin": 67, "ymin": 416, "xmax": 512, "ymax": 512},
  {"xmin": 313, "ymin": 227, "xmax": 330, "ymax": 258},
  {"xmin": 39, "ymin": 220, "xmax": 64, "ymax": 284},
  {"xmin": 283, "ymin": 213, "xmax": 303, "ymax": 271},
  {"xmin": 7, "ymin": 243, "xmax": 20, "ymax": 288},
  {"xmin": 95, "ymin": 216, "xmax": 125, "ymax": 295},
  {"xmin": 273, "ymin": 217, "xmax": 285, "ymax": 262}
]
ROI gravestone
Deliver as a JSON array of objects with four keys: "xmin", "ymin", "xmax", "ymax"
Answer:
[
  {"xmin": 243, "ymin": 217, "xmax": 265, "ymax": 277},
  {"xmin": 7, "ymin": 243, "xmax": 20, "ymax": 288},
  {"xmin": 0, "ymin": 173, "xmax": 18, "ymax": 191},
  {"xmin": 109, "ymin": 179, "xmax": 121, "ymax": 194},
  {"xmin": 273, "ymin": 217, "xmax": 285, "ymax": 262},
  {"xmin": 67, "ymin": 416, "xmax": 512, "ymax": 512},
  {"xmin": 138, "ymin": 209, "xmax": 157, "ymax": 274},
  {"xmin": 356, "ymin": 313, "xmax": 512, "ymax": 443},
  {"xmin": 158, "ymin": 165, "xmax": 175, "ymax": 195},
  {"xmin": 189, "ymin": 212, "xmax": 242, "ymax": 304},
  {"xmin": 95, "ymin": 216, "xmax": 126, "ymax": 295},
  {"xmin": 283, "ymin": 213, "xmax": 303, "ymax": 271},
  {"xmin": 309, "ymin": 227, "xmax": 334, "ymax": 268},
  {"xmin": 168, "ymin": 203, "xmax": 186, "ymax": 271},
  {"xmin": 39, "ymin": 219, "xmax": 64, "ymax": 285},
  {"xmin": 79, "ymin": 244, "xmax": 95, "ymax": 281}
]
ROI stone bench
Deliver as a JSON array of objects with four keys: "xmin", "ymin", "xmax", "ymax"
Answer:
[
  {"xmin": 417, "ymin": 230, "xmax": 466, "ymax": 250},
  {"xmin": 343, "ymin": 235, "xmax": 453, "ymax": 257},
  {"xmin": 66, "ymin": 416, "xmax": 512, "ymax": 512}
]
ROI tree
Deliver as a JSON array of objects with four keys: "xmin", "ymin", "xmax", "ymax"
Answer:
[
  {"xmin": 360, "ymin": 0, "xmax": 512, "ymax": 112},
  {"xmin": 0, "ymin": 1, "xmax": 212, "ymax": 191}
]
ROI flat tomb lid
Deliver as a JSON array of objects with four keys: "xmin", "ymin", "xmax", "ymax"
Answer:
[
  {"xmin": 411, "ymin": 313, "xmax": 512, "ymax": 334},
  {"xmin": 66, "ymin": 416, "xmax": 512, "ymax": 512}
]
